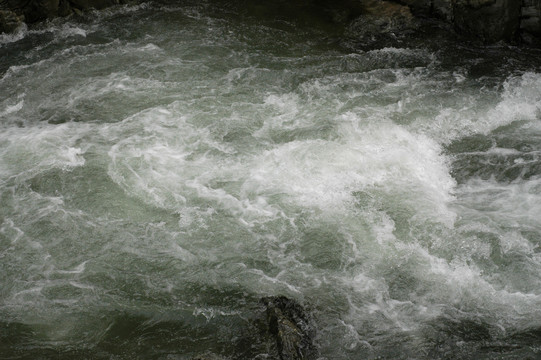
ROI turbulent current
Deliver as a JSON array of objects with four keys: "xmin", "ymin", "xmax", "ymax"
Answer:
[{"xmin": 1, "ymin": 1, "xmax": 541, "ymax": 358}]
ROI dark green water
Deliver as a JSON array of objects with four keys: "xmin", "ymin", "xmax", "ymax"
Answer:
[{"xmin": 1, "ymin": 1, "xmax": 541, "ymax": 358}]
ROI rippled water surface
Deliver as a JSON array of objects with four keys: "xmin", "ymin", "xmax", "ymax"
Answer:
[{"xmin": 1, "ymin": 1, "xmax": 541, "ymax": 358}]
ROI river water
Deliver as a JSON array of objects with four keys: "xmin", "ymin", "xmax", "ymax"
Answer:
[{"xmin": 1, "ymin": 0, "xmax": 541, "ymax": 358}]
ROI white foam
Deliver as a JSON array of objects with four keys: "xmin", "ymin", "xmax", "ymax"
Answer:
[
  {"xmin": 2, "ymin": 10, "xmax": 541, "ymax": 352},
  {"xmin": 420, "ymin": 72, "xmax": 541, "ymax": 143},
  {"xmin": 455, "ymin": 177, "xmax": 541, "ymax": 230},
  {"xmin": 138, "ymin": 43, "xmax": 162, "ymax": 52},
  {"xmin": 12, "ymin": 286, "xmax": 44, "ymax": 299},
  {"xmin": 1, "ymin": 63, "xmax": 37, "ymax": 81},
  {"xmin": 55, "ymin": 261, "xmax": 88, "ymax": 274},
  {"xmin": 0, "ymin": 123, "xmax": 89, "ymax": 181},
  {"xmin": 337, "ymin": 226, "xmax": 541, "ymax": 339},
  {"xmin": 108, "ymin": 108, "xmax": 258, "ymax": 218},
  {"xmin": 453, "ymin": 71, "xmax": 466, "ymax": 83},
  {"xmin": 1, "ymin": 21, "xmax": 90, "ymax": 54},
  {"xmin": 0, "ymin": 99, "xmax": 24, "ymax": 117},
  {"xmin": 57, "ymin": 24, "xmax": 87, "ymax": 39},
  {"xmin": 193, "ymin": 307, "xmax": 241, "ymax": 321},
  {"xmin": 247, "ymin": 114, "xmax": 456, "ymax": 225},
  {"xmin": 68, "ymin": 281, "xmax": 95, "ymax": 290},
  {"xmin": 248, "ymin": 267, "xmax": 302, "ymax": 294},
  {"xmin": 0, "ymin": 218, "xmax": 25, "ymax": 244},
  {"xmin": 422, "ymin": 244, "xmax": 541, "ymax": 314},
  {"xmin": 166, "ymin": 243, "xmax": 198, "ymax": 263},
  {"xmin": 0, "ymin": 23, "xmax": 28, "ymax": 46},
  {"xmin": 60, "ymin": 147, "xmax": 85, "ymax": 168},
  {"xmin": 89, "ymin": 1, "xmax": 151, "ymax": 17},
  {"xmin": 488, "ymin": 72, "xmax": 541, "ymax": 123}
]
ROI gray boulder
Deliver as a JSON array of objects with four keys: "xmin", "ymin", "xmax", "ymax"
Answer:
[
  {"xmin": 453, "ymin": 0, "xmax": 522, "ymax": 43},
  {"xmin": 521, "ymin": 0, "xmax": 541, "ymax": 45},
  {"xmin": 344, "ymin": 0, "xmax": 419, "ymax": 48},
  {"xmin": 391, "ymin": 0, "xmax": 525, "ymax": 43},
  {"xmin": 261, "ymin": 296, "xmax": 318, "ymax": 360}
]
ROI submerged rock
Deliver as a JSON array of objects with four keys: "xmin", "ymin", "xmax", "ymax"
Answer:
[{"xmin": 261, "ymin": 296, "xmax": 318, "ymax": 360}]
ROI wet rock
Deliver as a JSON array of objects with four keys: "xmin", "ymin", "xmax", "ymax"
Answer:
[
  {"xmin": 400, "ymin": 0, "xmax": 452, "ymax": 19},
  {"xmin": 22, "ymin": 0, "xmax": 60, "ymax": 22},
  {"xmin": 344, "ymin": 0, "xmax": 418, "ymax": 48},
  {"xmin": 391, "ymin": 0, "xmax": 526, "ymax": 43},
  {"xmin": 261, "ymin": 296, "xmax": 318, "ymax": 360},
  {"xmin": 0, "ymin": 9, "xmax": 23, "ymax": 33},
  {"xmin": 453, "ymin": 0, "xmax": 522, "ymax": 43},
  {"xmin": 521, "ymin": 0, "xmax": 541, "ymax": 45}
]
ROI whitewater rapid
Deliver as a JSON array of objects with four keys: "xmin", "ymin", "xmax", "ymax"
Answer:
[{"xmin": 1, "ymin": 1, "xmax": 541, "ymax": 358}]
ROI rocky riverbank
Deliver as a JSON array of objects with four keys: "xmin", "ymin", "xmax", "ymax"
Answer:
[
  {"xmin": 1, "ymin": 0, "xmax": 540, "ymax": 46},
  {"xmin": 0, "ymin": 0, "xmax": 126, "ymax": 32},
  {"xmin": 399, "ymin": 0, "xmax": 541, "ymax": 45}
]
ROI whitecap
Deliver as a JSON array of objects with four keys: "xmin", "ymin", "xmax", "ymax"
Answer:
[
  {"xmin": 0, "ymin": 23, "xmax": 28, "ymax": 46},
  {"xmin": 0, "ymin": 99, "xmax": 24, "ymax": 117}
]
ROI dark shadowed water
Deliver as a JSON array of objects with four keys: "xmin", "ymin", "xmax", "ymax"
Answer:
[{"xmin": 1, "ymin": 0, "xmax": 541, "ymax": 358}]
